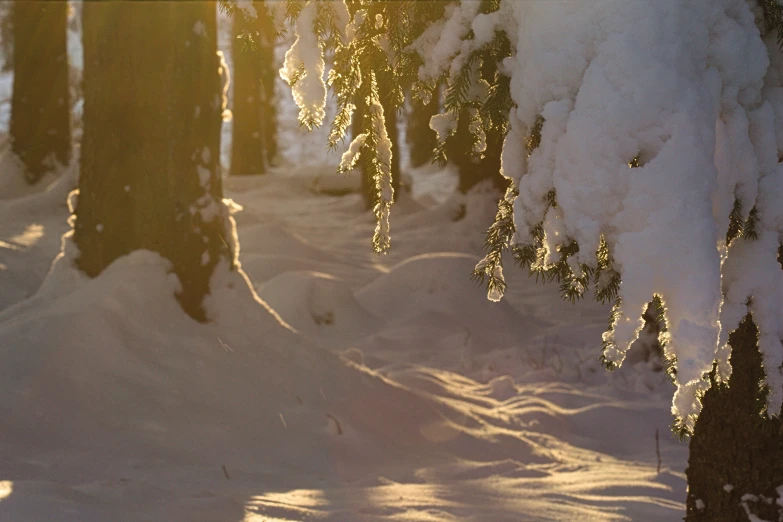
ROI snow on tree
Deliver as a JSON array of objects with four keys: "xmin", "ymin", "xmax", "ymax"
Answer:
[
  {"xmin": 491, "ymin": 0, "xmax": 783, "ymax": 436},
  {"xmin": 275, "ymin": 0, "xmax": 433, "ymax": 253},
  {"xmin": 277, "ymin": 0, "xmax": 783, "ymax": 432},
  {"xmin": 276, "ymin": 1, "xmax": 783, "ymax": 518}
]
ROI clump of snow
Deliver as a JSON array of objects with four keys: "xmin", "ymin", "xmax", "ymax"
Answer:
[
  {"xmin": 487, "ymin": 264, "xmax": 504, "ymax": 303},
  {"xmin": 413, "ymin": 1, "xmax": 482, "ymax": 83},
  {"xmin": 369, "ymin": 99, "xmax": 395, "ymax": 253},
  {"xmin": 235, "ymin": 0, "xmax": 257, "ymax": 20},
  {"xmin": 429, "ymin": 111, "xmax": 457, "ymax": 144},
  {"xmin": 739, "ymin": 493, "xmax": 778, "ymax": 522},
  {"xmin": 192, "ymin": 20, "xmax": 207, "ymax": 37},
  {"xmin": 481, "ymin": 0, "xmax": 783, "ymax": 429},
  {"xmin": 279, "ymin": 1, "xmax": 327, "ymax": 128},
  {"xmin": 338, "ymin": 132, "xmax": 367, "ymax": 173}
]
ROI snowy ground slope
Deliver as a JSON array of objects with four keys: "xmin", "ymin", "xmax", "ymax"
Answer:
[{"xmin": 0, "ymin": 159, "xmax": 687, "ymax": 521}]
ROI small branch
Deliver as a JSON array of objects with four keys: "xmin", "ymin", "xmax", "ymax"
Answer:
[
  {"xmin": 326, "ymin": 413, "xmax": 343, "ymax": 435},
  {"xmin": 222, "ymin": 464, "xmax": 231, "ymax": 480},
  {"xmin": 655, "ymin": 429, "xmax": 661, "ymax": 474}
]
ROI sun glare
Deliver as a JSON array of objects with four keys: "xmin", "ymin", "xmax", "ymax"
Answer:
[
  {"xmin": 9, "ymin": 224, "xmax": 44, "ymax": 248},
  {"xmin": 0, "ymin": 480, "xmax": 13, "ymax": 502}
]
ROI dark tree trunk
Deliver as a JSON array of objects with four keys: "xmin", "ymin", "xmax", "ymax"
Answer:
[
  {"xmin": 10, "ymin": 0, "xmax": 71, "ymax": 184},
  {"xmin": 685, "ymin": 314, "xmax": 783, "ymax": 521},
  {"xmin": 357, "ymin": 84, "xmax": 401, "ymax": 210},
  {"xmin": 473, "ymin": 127, "xmax": 504, "ymax": 193},
  {"xmin": 75, "ymin": 0, "xmax": 233, "ymax": 322},
  {"xmin": 407, "ymin": 87, "xmax": 439, "ymax": 168},
  {"xmin": 448, "ymin": 108, "xmax": 504, "ymax": 194},
  {"xmin": 230, "ymin": 2, "xmax": 277, "ymax": 176},
  {"xmin": 258, "ymin": 5, "xmax": 278, "ymax": 165},
  {"xmin": 0, "ymin": 3, "xmax": 13, "ymax": 72}
]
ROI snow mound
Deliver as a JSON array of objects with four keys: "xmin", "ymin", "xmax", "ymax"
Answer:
[
  {"xmin": 358, "ymin": 253, "xmax": 496, "ymax": 317},
  {"xmin": 258, "ymin": 270, "xmax": 383, "ymax": 340},
  {"xmin": 310, "ymin": 169, "xmax": 362, "ymax": 195},
  {"xmin": 359, "ymin": 253, "xmax": 532, "ymax": 327},
  {"xmin": 0, "ymin": 164, "xmax": 77, "ymax": 312},
  {"xmin": 240, "ymin": 252, "xmax": 330, "ymax": 284},
  {"xmin": 0, "ymin": 251, "xmax": 454, "ymax": 473},
  {"xmin": 354, "ymin": 253, "xmax": 539, "ymax": 359},
  {"xmin": 238, "ymin": 223, "xmax": 340, "ymax": 263}
]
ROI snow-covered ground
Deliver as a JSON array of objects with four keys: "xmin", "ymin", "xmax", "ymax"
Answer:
[
  {"xmin": 0, "ymin": 156, "xmax": 688, "ymax": 521},
  {"xmin": 0, "ymin": 11, "xmax": 687, "ymax": 521}
]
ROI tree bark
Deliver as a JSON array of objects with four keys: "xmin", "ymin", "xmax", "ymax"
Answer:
[
  {"xmin": 75, "ymin": 0, "xmax": 233, "ymax": 322},
  {"xmin": 685, "ymin": 314, "xmax": 783, "ymax": 521},
  {"xmin": 10, "ymin": 0, "xmax": 71, "ymax": 184},
  {"xmin": 230, "ymin": 2, "xmax": 277, "ymax": 176}
]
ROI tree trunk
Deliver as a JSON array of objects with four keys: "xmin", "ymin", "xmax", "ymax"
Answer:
[
  {"xmin": 258, "ymin": 5, "xmax": 278, "ymax": 165},
  {"xmin": 230, "ymin": 2, "xmax": 277, "ymax": 176},
  {"xmin": 75, "ymin": 0, "xmax": 233, "ymax": 322},
  {"xmin": 448, "ymin": 108, "xmax": 504, "ymax": 194},
  {"xmin": 10, "ymin": 0, "xmax": 71, "ymax": 184},
  {"xmin": 407, "ymin": 86, "xmax": 439, "ymax": 168},
  {"xmin": 685, "ymin": 314, "xmax": 783, "ymax": 521}
]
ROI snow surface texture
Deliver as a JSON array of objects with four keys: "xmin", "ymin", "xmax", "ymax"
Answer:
[
  {"xmin": 409, "ymin": 0, "xmax": 783, "ymax": 429},
  {"xmin": 0, "ymin": 167, "xmax": 687, "ymax": 521}
]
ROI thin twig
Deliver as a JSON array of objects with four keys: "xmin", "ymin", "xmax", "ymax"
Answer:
[{"xmin": 326, "ymin": 413, "xmax": 343, "ymax": 435}]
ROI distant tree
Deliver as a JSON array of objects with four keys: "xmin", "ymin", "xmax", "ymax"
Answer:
[
  {"xmin": 10, "ymin": 0, "xmax": 71, "ymax": 184},
  {"xmin": 75, "ymin": 0, "xmax": 234, "ymax": 321},
  {"xmin": 0, "ymin": 2, "xmax": 13, "ymax": 72},
  {"xmin": 230, "ymin": 1, "xmax": 278, "ymax": 176},
  {"xmin": 406, "ymin": 86, "xmax": 438, "ymax": 168},
  {"xmin": 448, "ymin": 106, "xmax": 504, "ymax": 194},
  {"xmin": 450, "ymin": 55, "xmax": 507, "ymax": 195}
]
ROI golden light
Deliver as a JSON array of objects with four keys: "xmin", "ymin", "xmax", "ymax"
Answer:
[{"xmin": 0, "ymin": 481, "xmax": 13, "ymax": 502}]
